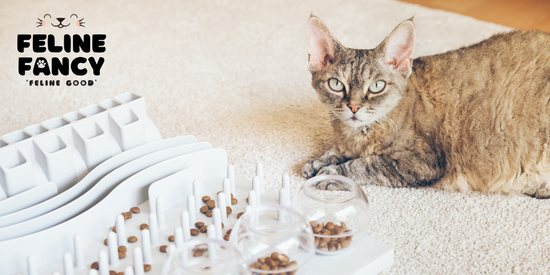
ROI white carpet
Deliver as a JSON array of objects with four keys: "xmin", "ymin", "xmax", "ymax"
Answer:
[{"xmin": 1, "ymin": 0, "xmax": 549, "ymax": 274}]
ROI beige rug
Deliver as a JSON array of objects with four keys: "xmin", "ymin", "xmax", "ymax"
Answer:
[{"xmin": 1, "ymin": 0, "xmax": 549, "ymax": 274}]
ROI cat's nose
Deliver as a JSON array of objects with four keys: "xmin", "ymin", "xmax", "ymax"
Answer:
[
  {"xmin": 57, "ymin": 18, "xmax": 65, "ymax": 23},
  {"xmin": 348, "ymin": 104, "xmax": 361, "ymax": 113}
]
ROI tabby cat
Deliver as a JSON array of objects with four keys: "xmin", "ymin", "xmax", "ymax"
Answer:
[{"xmin": 302, "ymin": 15, "xmax": 550, "ymax": 198}]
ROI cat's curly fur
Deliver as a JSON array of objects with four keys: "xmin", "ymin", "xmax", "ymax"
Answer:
[{"xmin": 303, "ymin": 15, "xmax": 550, "ymax": 199}]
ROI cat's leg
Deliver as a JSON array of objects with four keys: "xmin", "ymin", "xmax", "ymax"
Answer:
[
  {"xmin": 302, "ymin": 145, "xmax": 346, "ymax": 178},
  {"xmin": 316, "ymin": 149, "xmax": 444, "ymax": 188},
  {"xmin": 534, "ymin": 185, "xmax": 550, "ymax": 199}
]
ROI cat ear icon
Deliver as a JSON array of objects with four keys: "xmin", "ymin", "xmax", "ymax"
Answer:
[{"xmin": 71, "ymin": 14, "xmax": 85, "ymax": 27}]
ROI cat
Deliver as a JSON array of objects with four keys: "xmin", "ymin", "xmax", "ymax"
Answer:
[{"xmin": 302, "ymin": 15, "xmax": 550, "ymax": 199}]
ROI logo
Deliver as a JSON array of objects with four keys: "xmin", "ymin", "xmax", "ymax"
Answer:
[{"xmin": 18, "ymin": 14, "xmax": 105, "ymax": 87}]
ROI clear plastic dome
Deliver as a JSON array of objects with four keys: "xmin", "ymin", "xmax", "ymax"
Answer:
[
  {"xmin": 230, "ymin": 204, "xmax": 315, "ymax": 274},
  {"xmin": 292, "ymin": 175, "xmax": 371, "ymax": 255},
  {"xmin": 162, "ymin": 238, "xmax": 251, "ymax": 275}
]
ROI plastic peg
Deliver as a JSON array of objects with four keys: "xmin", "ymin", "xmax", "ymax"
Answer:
[
  {"xmin": 282, "ymin": 173, "xmax": 290, "ymax": 191},
  {"xmin": 248, "ymin": 190, "xmax": 257, "ymax": 208},
  {"xmin": 63, "ymin": 253, "xmax": 75, "ymax": 275},
  {"xmin": 256, "ymin": 163, "xmax": 265, "ymax": 193},
  {"xmin": 98, "ymin": 250, "xmax": 109, "ymax": 275},
  {"xmin": 133, "ymin": 247, "xmax": 145, "ymax": 275},
  {"xmin": 212, "ymin": 208, "xmax": 223, "ymax": 240},
  {"xmin": 218, "ymin": 192, "xmax": 227, "ymax": 223},
  {"xmin": 88, "ymin": 269, "xmax": 99, "ymax": 275},
  {"xmin": 27, "ymin": 256, "xmax": 37, "ymax": 275},
  {"xmin": 74, "ymin": 235, "xmax": 85, "ymax": 269},
  {"xmin": 187, "ymin": 195, "xmax": 197, "ymax": 225},
  {"xmin": 124, "ymin": 266, "xmax": 135, "ymax": 275},
  {"xmin": 206, "ymin": 224, "xmax": 217, "ymax": 258},
  {"xmin": 140, "ymin": 229, "xmax": 153, "ymax": 264},
  {"xmin": 223, "ymin": 178, "xmax": 231, "ymax": 204},
  {"xmin": 193, "ymin": 180, "xmax": 202, "ymax": 209},
  {"xmin": 149, "ymin": 213, "xmax": 159, "ymax": 246},
  {"xmin": 181, "ymin": 210, "xmax": 191, "ymax": 242},
  {"xmin": 107, "ymin": 231, "xmax": 119, "ymax": 266},
  {"xmin": 116, "ymin": 214, "xmax": 127, "ymax": 247},
  {"xmin": 228, "ymin": 164, "xmax": 235, "ymax": 193},
  {"xmin": 167, "ymin": 244, "xmax": 176, "ymax": 256},
  {"xmin": 253, "ymin": 177, "xmax": 262, "ymax": 206},
  {"xmin": 174, "ymin": 227, "xmax": 184, "ymax": 249},
  {"xmin": 156, "ymin": 197, "xmax": 166, "ymax": 229}
]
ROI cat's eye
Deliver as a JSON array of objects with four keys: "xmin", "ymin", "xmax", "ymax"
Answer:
[
  {"xmin": 369, "ymin": 80, "xmax": 386, "ymax": 94},
  {"xmin": 328, "ymin": 78, "xmax": 345, "ymax": 92}
]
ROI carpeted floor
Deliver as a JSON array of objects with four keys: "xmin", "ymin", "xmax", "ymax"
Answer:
[{"xmin": 1, "ymin": 0, "xmax": 549, "ymax": 274}]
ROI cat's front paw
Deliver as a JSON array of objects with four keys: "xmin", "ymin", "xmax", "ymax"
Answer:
[
  {"xmin": 314, "ymin": 166, "xmax": 351, "ymax": 191},
  {"xmin": 302, "ymin": 160, "xmax": 319, "ymax": 179},
  {"xmin": 316, "ymin": 164, "xmax": 342, "ymax": 177}
]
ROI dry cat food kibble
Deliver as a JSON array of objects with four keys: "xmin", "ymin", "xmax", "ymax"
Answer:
[
  {"xmin": 226, "ymin": 206, "xmax": 232, "ymax": 215},
  {"xmin": 223, "ymin": 229, "xmax": 232, "ymax": 241},
  {"xmin": 232, "ymin": 198, "xmax": 238, "ymax": 205},
  {"xmin": 192, "ymin": 246, "xmax": 207, "ymax": 257},
  {"xmin": 190, "ymin": 229, "xmax": 200, "ymax": 236},
  {"xmin": 237, "ymin": 212, "xmax": 244, "ymax": 219},
  {"xmin": 250, "ymin": 252, "xmax": 297, "ymax": 274},
  {"xmin": 91, "ymin": 261, "xmax": 99, "ymax": 270},
  {"xmin": 206, "ymin": 200, "xmax": 215, "ymax": 209},
  {"xmin": 311, "ymin": 221, "xmax": 353, "ymax": 252},
  {"xmin": 112, "ymin": 226, "xmax": 116, "ymax": 233},
  {"xmin": 202, "ymin": 196, "xmax": 211, "ymax": 202},
  {"xmin": 118, "ymin": 251, "xmax": 126, "ymax": 259},
  {"xmin": 195, "ymin": 222, "xmax": 205, "ymax": 228},
  {"xmin": 206, "ymin": 210, "xmax": 213, "ymax": 217},
  {"xmin": 168, "ymin": 235, "xmax": 174, "ymax": 242},
  {"xmin": 200, "ymin": 225, "xmax": 208, "ymax": 233},
  {"xmin": 200, "ymin": 205, "xmax": 209, "ymax": 213},
  {"xmin": 140, "ymin": 223, "xmax": 149, "ymax": 230},
  {"xmin": 109, "ymin": 271, "xmax": 116, "ymax": 275},
  {"xmin": 117, "ymin": 272, "xmax": 124, "ymax": 275},
  {"xmin": 103, "ymin": 238, "xmax": 108, "ymax": 246},
  {"xmin": 159, "ymin": 245, "xmax": 168, "ymax": 253},
  {"xmin": 143, "ymin": 264, "xmax": 152, "ymax": 272},
  {"xmin": 128, "ymin": 236, "xmax": 138, "ymax": 243},
  {"xmin": 118, "ymin": 246, "xmax": 127, "ymax": 253},
  {"xmin": 130, "ymin": 206, "xmax": 140, "ymax": 214},
  {"xmin": 124, "ymin": 211, "xmax": 133, "ymax": 219}
]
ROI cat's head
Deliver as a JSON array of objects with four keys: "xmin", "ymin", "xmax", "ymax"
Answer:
[{"xmin": 307, "ymin": 15, "xmax": 415, "ymax": 131}]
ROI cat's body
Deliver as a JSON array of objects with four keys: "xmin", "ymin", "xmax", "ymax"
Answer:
[{"xmin": 303, "ymin": 16, "xmax": 550, "ymax": 198}]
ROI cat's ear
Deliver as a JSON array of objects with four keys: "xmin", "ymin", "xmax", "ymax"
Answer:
[
  {"xmin": 378, "ymin": 19, "xmax": 416, "ymax": 77},
  {"xmin": 307, "ymin": 15, "xmax": 339, "ymax": 73}
]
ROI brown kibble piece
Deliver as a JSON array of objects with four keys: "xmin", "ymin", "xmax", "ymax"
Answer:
[
  {"xmin": 117, "ymin": 272, "xmax": 124, "ymax": 275},
  {"xmin": 221, "ymin": 223, "xmax": 225, "ymax": 229},
  {"xmin": 207, "ymin": 200, "xmax": 215, "ymax": 209},
  {"xmin": 205, "ymin": 266, "xmax": 211, "ymax": 269},
  {"xmin": 200, "ymin": 226, "xmax": 208, "ymax": 233},
  {"xmin": 190, "ymin": 229, "xmax": 200, "ymax": 236},
  {"xmin": 217, "ymin": 191, "xmax": 222, "ymax": 195},
  {"xmin": 118, "ymin": 251, "xmax": 126, "ymax": 259},
  {"xmin": 260, "ymin": 264, "xmax": 270, "ymax": 270},
  {"xmin": 227, "ymin": 229, "xmax": 232, "ymax": 235},
  {"xmin": 231, "ymin": 198, "xmax": 238, "ymax": 205},
  {"xmin": 112, "ymin": 226, "xmax": 116, "ymax": 233},
  {"xmin": 193, "ymin": 251, "xmax": 203, "ymax": 257},
  {"xmin": 104, "ymin": 238, "xmax": 108, "ymax": 245},
  {"xmin": 237, "ymin": 212, "xmax": 244, "ymax": 219},
  {"xmin": 91, "ymin": 261, "xmax": 99, "ymax": 270},
  {"xmin": 223, "ymin": 234, "xmax": 230, "ymax": 241},
  {"xmin": 202, "ymin": 196, "xmax": 211, "ymax": 202},
  {"xmin": 271, "ymin": 252, "xmax": 280, "ymax": 260},
  {"xmin": 326, "ymin": 222, "xmax": 335, "ymax": 230},
  {"xmin": 206, "ymin": 210, "xmax": 213, "ymax": 217},
  {"xmin": 310, "ymin": 221, "xmax": 318, "ymax": 228},
  {"xmin": 128, "ymin": 236, "xmax": 138, "ymax": 243},
  {"xmin": 118, "ymin": 246, "xmax": 127, "ymax": 252},
  {"xmin": 144, "ymin": 264, "xmax": 152, "ymax": 271},
  {"xmin": 140, "ymin": 223, "xmax": 149, "ymax": 230},
  {"xmin": 226, "ymin": 206, "xmax": 232, "ymax": 215},
  {"xmin": 110, "ymin": 271, "xmax": 116, "ymax": 275},
  {"xmin": 246, "ymin": 197, "xmax": 249, "ymax": 203},
  {"xmin": 131, "ymin": 207, "xmax": 140, "ymax": 214},
  {"xmin": 200, "ymin": 206, "xmax": 209, "ymax": 213},
  {"xmin": 124, "ymin": 211, "xmax": 133, "ymax": 219},
  {"xmin": 195, "ymin": 222, "xmax": 205, "ymax": 228},
  {"xmin": 160, "ymin": 245, "xmax": 168, "ymax": 253},
  {"xmin": 168, "ymin": 235, "xmax": 174, "ymax": 242}
]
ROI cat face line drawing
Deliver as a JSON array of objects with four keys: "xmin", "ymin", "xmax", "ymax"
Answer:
[{"xmin": 37, "ymin": 14, "xmax": 85, "ymax": 28}]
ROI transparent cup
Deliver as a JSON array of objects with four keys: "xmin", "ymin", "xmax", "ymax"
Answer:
[
  {"xmin": 162, "ymin": 238, "xmax": 251, "ymax": 275},
  {"xmin": 292, "ymin": 175, "xmax": 371, "ymax": 255},
  {"xmin": 230, "ymin": 204, "xmax": 315, "ymax": 274}
]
